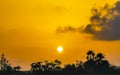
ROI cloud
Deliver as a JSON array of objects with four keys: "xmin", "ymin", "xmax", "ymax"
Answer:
[
  {"xmin": 56, "ymin": 1, "xmax": 120, "ymax": 41},
  {"xmin": 56, "ymin": 26, "xmax": 76, "ymax": 33},
  {"xmin": 83, "ymin": 1, "xmax": 120, "ymax": 40}
]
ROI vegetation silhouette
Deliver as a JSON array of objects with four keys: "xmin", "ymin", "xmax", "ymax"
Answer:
[{"xmin": 0, "ymin": 50, "xmax": 120, "ymax": 75}]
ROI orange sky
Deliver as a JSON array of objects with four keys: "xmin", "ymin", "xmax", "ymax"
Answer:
[{"xmin": 0, "ymin": 0, "xmax": 120, "ymax": 70}]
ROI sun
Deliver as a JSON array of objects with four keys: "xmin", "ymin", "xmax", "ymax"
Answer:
[{"xmin": 57, "ymin": 46, "xmax": 63, "ymax": 53}]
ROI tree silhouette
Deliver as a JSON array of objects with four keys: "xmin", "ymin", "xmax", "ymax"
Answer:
[
  {"xmin": 30, "ymin": 60, "xmax": 62, "ymax": 72},
  {"xmin": 0, "ymin": 54, "xmax": 12, "ymax": 71},
  {"xmin": 95, "ymin": 53, "xmax": 105, "ymax": 61},
  {"xmin": 0, "ymin": 50, "xmax": 120, "ymax": 75},
  {"xmin": 13, "ymin": 66, "xmax": 21, "ymax": 71},
  {"xmin": 54, "ymin": 59, "xmax": 62, "ymax": 71},
  {"xmin": 86, "ymin": 50, "xmax": 95, "ymax": 60},
  {"xmin": 31, "ymin": 62, "xmax": 42, "ymax": 71},
  {"xmin": 64, "ymin": 64, "xmax": 76, "ymax": 71},
  {"xmin": 76, "ymin": 60, "xmax": 84, "ymax": 70}
]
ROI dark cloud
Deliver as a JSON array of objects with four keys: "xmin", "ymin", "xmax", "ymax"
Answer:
[
  {"xmin": 56, "ymin": 26, "xmax": 76, "ymax": 33},
  {"xmin": 56, "ymin": 1, "xmax": 120, "ymax": 41},
  {"xmin": 83, "ymin": 1, "xmax": 120, "ymax": 40}
]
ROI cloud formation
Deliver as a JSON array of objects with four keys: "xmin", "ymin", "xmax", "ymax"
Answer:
[
  {"xmin": 57, "ymin": 1, "xmax": 120, "ymax": 41},
  {"xmin": 56, "ymin": 26, "xmax": 76, "ymax": 33},
  {"xmin": 83, "ymin": 1, "xmax": 120, "ymax": 40}
]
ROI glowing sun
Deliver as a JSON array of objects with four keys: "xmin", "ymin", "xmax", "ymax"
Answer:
[{"xmin": 57, "ymin": 46, "xmax": 63, "ymax": 53}]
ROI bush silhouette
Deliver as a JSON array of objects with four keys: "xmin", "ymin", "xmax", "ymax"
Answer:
[{"xmin": 0, "ymin": 50, "xmax": 120, "ymax": 75}]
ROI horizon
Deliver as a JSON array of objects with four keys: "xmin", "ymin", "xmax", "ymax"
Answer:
[{"xmin": 0, "ymin": 49, "xmax": 120, "ymax": 71}]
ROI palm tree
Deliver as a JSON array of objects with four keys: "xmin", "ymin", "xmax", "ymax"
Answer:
[
  {"xmin": 96, "ymin": 53, "xmax": 105, "ymax": 61},
  {"xmin": 87, "ymin": 50, "xmax": 95, "ymax": 60}
]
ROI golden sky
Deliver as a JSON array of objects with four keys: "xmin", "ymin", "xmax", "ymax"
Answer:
[{"xmin": 0, "ymin": 0, "xmax": 120, "ymax": 70}]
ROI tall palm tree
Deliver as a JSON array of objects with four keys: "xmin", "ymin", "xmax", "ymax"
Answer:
[{"xmin": 87, "ymin": 50, "xmax": 95, "ymax": 60}]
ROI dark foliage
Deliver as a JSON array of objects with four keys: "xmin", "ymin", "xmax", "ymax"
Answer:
[{"xmin": 0, "ymin": 50, "xmax": 120, "ymax": 75}]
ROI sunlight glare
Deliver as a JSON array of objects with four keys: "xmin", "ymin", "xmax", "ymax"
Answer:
[{"xmin": 57, "ymin": 46, "xmax": 63, "ymax": 53}]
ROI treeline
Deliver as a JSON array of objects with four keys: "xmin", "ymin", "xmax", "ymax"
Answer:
[{"xmin": 0, "ymin": 50, "xmax": 120, "ymax": 75}]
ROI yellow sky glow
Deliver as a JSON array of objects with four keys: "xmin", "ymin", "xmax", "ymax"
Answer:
[{"xmin": 0, "ymin": 0, "xmax": 119, "ymax": 70}]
